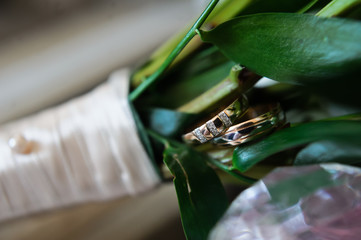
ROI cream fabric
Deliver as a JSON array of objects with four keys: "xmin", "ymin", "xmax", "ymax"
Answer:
[{"xmin": 0, "ymin": 69, "xmax": 160, "ymax": 222}]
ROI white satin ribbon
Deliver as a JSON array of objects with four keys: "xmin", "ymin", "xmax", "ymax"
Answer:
[{"xmin": 0, "ymin": 69, "xmax": 160, "ymax": 222}]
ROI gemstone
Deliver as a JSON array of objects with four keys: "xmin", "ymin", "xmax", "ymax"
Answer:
[
  {"xmin": 218, "ymin": 112, "xmax": 232, "ymax": 128},
  {"xmin": 206, "ymin": 120, "xmax": 220, "ymax": 137},
  {"xmin": 193, "ymin": 128, "xmax": 207, "ymax": 143},
  {"xmin": 209, "ymin": 164, "xmax": 361, "ymax": 240}
]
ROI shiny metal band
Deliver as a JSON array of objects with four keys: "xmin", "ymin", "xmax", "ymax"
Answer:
[
  {"xmin": 182, "ymin": 95, "xmax": 248, "ymax": 144},
  {"xmin": 212, "ymin": 103, "xmax": 285, "ymax": 146}
]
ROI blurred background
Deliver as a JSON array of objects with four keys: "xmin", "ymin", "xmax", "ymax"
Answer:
[
  {"xmin": 0, "ymin": 0, "xmax": 206, "ymax": 124},
  {"xmin": 0, "ymin": 0, "xmax": 206, "ymax": 239}
]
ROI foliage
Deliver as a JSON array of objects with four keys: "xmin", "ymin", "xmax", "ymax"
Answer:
[
  {"xmin": 163, "ymin": 142, "xmax": 228, "ymax": 240},
  {"xmin": 233, "ymin": 118, "xmax": 361, "ymax": 172},
  {"xmin": 129, "ymin": 0, "xmax": 361, "ymax": 239},
  {"xmin": 199, "ymin": 13, "xmax": 361, "ymax": 105}
]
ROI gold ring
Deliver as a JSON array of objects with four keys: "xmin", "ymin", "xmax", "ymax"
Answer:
[
  {"xmin": 182, "ymin": 95, "xmax": 248, "ymax": 144},
  {"xmin": 212, "ymin": 103, "xmax": 285, "ymax": 146}
]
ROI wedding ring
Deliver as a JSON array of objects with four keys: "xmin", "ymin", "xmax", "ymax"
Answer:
[
  {"xmin": 212, "ymin": 103, "xmax": 285, "ymax": 146},
  {"xmin": 182, "ymin": 95, "xmax": 248, "ymax": 144}
]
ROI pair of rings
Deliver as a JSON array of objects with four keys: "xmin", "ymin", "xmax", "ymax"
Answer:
[{"xmin": 182, "ymin": 95, "xmax": 285, "ymax": 147}]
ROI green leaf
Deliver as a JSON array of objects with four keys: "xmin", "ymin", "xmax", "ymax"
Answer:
[
  {"xmin": 199, "ymin": 13, "xmax": 361, "ymax": 104},
  {"xmin": 294, "ymin": 140, "xmax": 361, "ymax": 165},
  {"xmin": 232, "ymin": 119, "xmax": 361, "ymax": 172},
  {"xmin": 164, "ymin": 145, "xmax": 228, "ymax": 240}
]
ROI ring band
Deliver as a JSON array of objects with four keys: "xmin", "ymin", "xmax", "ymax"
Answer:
[
  {"xmin": 182, "ymin": 95, "xmax": 248, "ymax": 144},
  {"xmin": 212, "ymin": 103, "xmax": 285, "ymax": 146}
]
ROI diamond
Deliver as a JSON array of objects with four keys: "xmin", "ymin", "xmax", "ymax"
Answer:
[
  {"xmin": 193, "ymin": 128, "xmax": 207, "ymax": 143},
  {"xmin": 218, "ymin": 112, "xmax": 232, "ymax": 128},
  {"xmin": 206, "ymin": 121, "xmax": 220, "ymax": 137}
]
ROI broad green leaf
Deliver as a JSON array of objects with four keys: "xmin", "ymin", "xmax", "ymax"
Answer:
[
  {"xmin": 199, "ymin": 13, "xmax": 361, "ymax": 104},
  {"xmin": 199, "ymin": 13, "xmax": 361, "ymax": 83},
  {"xmin": 142, "ymin": 108, "xmax": 201, "ymax": 139},
  {"xmin": 164, "ymin": 145, "xmax": 228, "ymax": 240},
  {"xmin": 232, "ymin": 120, "xmax": 361, "ymax": 172},
  {"xmin": 294, "ymin": 140, "xmax": 361, "ymax": 165}
]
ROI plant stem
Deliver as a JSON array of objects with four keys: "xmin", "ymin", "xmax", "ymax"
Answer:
[
  {"xmin": 297, "ymin": 0, "xmax": 319, "ymax": 13},
  {"xmin": 317, "ymin": 0, "xmax": 361, "ymax": 17},
  {"xmin": 129, "ymin": 0, "xmax": 219, "ymax": 101}
]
